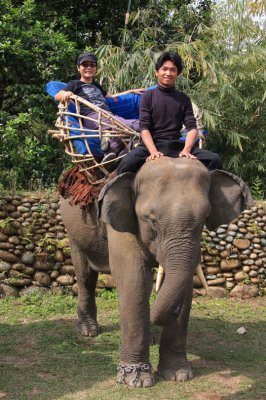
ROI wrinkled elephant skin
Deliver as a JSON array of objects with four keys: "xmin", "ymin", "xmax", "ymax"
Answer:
[{"xmin": 60, "ymin": 157, "xmax": 253, "ymax": 387}]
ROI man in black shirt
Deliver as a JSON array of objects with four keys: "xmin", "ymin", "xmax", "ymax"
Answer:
[{"xmin": 117, "ymin": 51, "xmax": 222, "ymax": 173}]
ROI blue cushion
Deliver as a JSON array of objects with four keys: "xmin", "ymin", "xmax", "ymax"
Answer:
[
  {"xmin": 107, "ymin": 94, "xmax": 140, "ymax": 119},
  {"xmin": 179, "ymin": 129, "xmax": 208, "ymax": 142},
  {"xmin": 67, "ymin": 116, "xmax": 103, "ymax": 156},
  {"xmin": 46, "ymin": 81, "xmax": 76, "ymax": 113},
  {"xmin": 46, "ymin": 81, "xmax": 67, "ymax": 97},
  {"xmin": 107, "ymin": 85, "xmax": 157, "ymax": 119}
]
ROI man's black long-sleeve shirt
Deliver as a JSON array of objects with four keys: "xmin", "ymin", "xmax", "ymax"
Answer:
[{"xmin": 139, "ymin": 85, "xmax": 196, "ymax": 142}]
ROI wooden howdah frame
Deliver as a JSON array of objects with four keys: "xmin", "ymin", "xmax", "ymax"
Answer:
[{"xmin": 48, "ymin": 95, "xmax": 139, "ymax": 184}]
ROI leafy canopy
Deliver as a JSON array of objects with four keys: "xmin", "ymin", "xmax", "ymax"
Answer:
[{"xmin": 0, "ymin": 0, "xmax": 265, "ymax": 196}]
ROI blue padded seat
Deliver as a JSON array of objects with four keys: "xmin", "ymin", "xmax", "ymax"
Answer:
[
  {"xmin": 106, "ymin": 95, "xmax": 140, "ymax": 119},
  {"xmin": 46, "ymin": 81, "xmax": 67, "ymax": 97},
  {"xmin": 179, "ymin": 129, "xmax": 208, "ymax": 142},
  {"xmin": 64, "ymin": 116, "xmax": 104, "ymax": 156}
]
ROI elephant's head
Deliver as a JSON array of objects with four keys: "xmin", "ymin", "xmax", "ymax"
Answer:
[{"xmin": 98, "ymin": 157, "xmax": 253, "ymax": 325}]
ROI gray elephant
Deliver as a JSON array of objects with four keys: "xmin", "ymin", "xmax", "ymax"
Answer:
[{"xmin": 60, "ymin": 157, "xmax": 252, "ymax": 388}]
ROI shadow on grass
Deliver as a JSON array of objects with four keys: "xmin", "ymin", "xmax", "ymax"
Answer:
[
  {"xmin": 0, "ymin": 318, "xmax": 119, "ymax": 400},
  {"xmin": 98, "ymin": 322, "xmax": 120, "ymax": 333},
  {"xmin": 0, "ymin": 302, "xmax": 265, "ymax": 400},
  {"xmin": 188, "ymin": 314, "xmax": 266, "ymax": 400}
]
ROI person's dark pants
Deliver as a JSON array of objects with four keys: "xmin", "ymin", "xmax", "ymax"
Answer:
[
  {"xmin": 117, "ymin": 140, "xmax": 222, "ymax": 174},
  {"xmin": 83, "ymin": 112, "xmax": 139, "ymax": 157}
]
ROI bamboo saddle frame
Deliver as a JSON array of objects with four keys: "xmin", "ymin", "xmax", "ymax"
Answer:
[{"xmin": 48, "ymin": 95, "xmax": 139, "ymax": 184}]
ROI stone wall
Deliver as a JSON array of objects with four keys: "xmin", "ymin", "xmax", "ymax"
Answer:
[
  {"xmin": 0, "ymin": 193, "xmax": 265, "ymax": 298},
  {"xmin": 196, "ymin": 205, "xmax": 266, "ymax": 297}
]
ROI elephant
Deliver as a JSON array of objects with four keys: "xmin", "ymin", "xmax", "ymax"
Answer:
[{"xmin": 60, "ymin": 157, "xmax": 253, "ymax": 388}]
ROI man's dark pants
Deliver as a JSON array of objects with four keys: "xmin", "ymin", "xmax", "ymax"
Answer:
[{"xmin": 117, "ymin": 140, "xmax": 222, "ymax": 174}]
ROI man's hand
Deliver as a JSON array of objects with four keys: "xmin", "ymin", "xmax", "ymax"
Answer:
[
  {"xmin": 179, "ymin": 129, "xmax": 198, "ymax": 159},
  {"xmin": 60, "ymin": 91, "xmax": 74, "ymax": 102},
  {"xmin": 141, "ymin": 129, "xmax": 163, "ymax": 161},
  {"xmin": 109, "ymin": 88, "xmax": 146, "ymax": 98},
  {"xmin": 130, "ymin": 88, "xmax": 146, "ymax": 95},
  {"xmin": 179, "ymin": 148, "xmax": 197, "ymax": 159},
  {"xmin": 146, "ymin": 151, "xmax": 164, "ymax": 161}
]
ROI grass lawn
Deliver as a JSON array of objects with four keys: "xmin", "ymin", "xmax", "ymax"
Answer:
[{"xmin": 0, "ymin": 291, "xmax": 265, "ymax": 400}]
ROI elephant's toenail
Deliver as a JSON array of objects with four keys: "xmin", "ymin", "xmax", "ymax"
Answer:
[
  {"xmin": 177, "ymin": 372, "xmax": 189, "ymax": 381},
  {"xmin": 143, "ymin": 377, "xmax": 155, "ymax": 387}
]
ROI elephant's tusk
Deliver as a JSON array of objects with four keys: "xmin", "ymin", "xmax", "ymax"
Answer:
[
  {"xmin": 155, "ymin": 265, "xmax": 165, "ymax": 292},
  {"xmin": 156, "ymin": 264, "xmax": 208, "ymax": 293},
  {"xmin": 196, "ymin": 263, "xmax": 208, "ymax": 291}
]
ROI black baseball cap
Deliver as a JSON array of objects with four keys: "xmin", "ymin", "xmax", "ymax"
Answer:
[{"xmin": 77, "ymin": 52, "xmax": 97, "ymax": 66}]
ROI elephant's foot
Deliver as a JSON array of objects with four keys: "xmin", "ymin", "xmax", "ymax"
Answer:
[
  {"xmin": 157, "ymin": 359, "xmax": 193, "ymax": 382},
  {"xmin": 117, "ymin": 363, "xmax": 155, "ymax": 388},
  {"xmin": 76, "ymin": 319, "xmax": 99, "ymax": 337}
]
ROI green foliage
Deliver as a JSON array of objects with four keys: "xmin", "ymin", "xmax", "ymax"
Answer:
[
  {"xmin": 19, "ymin": 291, "xmax": 77, "ymax": 316},
  {"xmin": 251, "ymin": 176, "xmax": 265, "ymax": 200},
  {"xmin": 187, "ymin": 1, "xmax": 266, "ymax": 190},
  {"xmin": 6, "ymin": 274, "xmax": 27, "ymax": 285},
  {"xmin": 248, "ymin": 221, "xmax": 262, "ymax": 235},
  {"xmin": 37, "ymin": 235, "xmax": 61, "ymax": 252},
  {"xmin": 21, "ymin": 223, "xmax": 35, "ymax": 243},
  {"xmin": 0, "ymin": 112, "xmax": 66, "ymax": 190},
  {"xmin": 150, "ymin": 289, "xmax": 157, "ymax": 304},
  {"xmin": 1, "ymin": 0, "xmax": 147, "ymax": 190},
  {"xmin": 35, "ymin": 203, "xmax": 49, "ymax": 212},
  {"xmin": 97, "ymin": 288, "xmax": 118, "ymax": 300},
  {"xmin": 240, "ymin": 277, "xmax": 252, "ymax": 285},
  {"xmin": 96, "ymin": 1, "xmax": 213, "ymax": 93},
  {"xmin": 0, "ymin": 0, "xmax": 265, "ymax": 194},
  {"xmin": 0, "ymin": 217, "xmax": 15, "ymax": 231},
  {"xmin": 200, "ymin": 236, "xmax": 213, "ymax": 253}
]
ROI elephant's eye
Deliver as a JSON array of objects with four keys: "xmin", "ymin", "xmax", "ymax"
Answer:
[
  {"xmin": 140, "ymin": 213, "xmax": 157, "ymax": 231},
  {"xmin": 149, "ymin": 216, "xmax": 157, "ymax": 230}
]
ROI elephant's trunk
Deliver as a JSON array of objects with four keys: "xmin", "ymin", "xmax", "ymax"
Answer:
[
  {"xmin": 155, "ymin": 263, "xmax": 208, "ymax": 292},
  {"xmin": 151, "ymin": 242, "xmax": 200, "ymax": 326}
]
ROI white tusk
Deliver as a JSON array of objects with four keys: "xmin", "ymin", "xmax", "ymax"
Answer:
[
  {"xmin": 196, "ymin": 263, "xmax": 208, "ymax": 291},
  {"xmin": 155, "ymin": 265, "xmax": 165, "ymax": 292},
  {"xmin": 155, "ymin": 264, "xmax": 208, "ymax": 293}
]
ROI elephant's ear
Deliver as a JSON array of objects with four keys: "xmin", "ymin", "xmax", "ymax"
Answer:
[
  {"xmin": 206, "ymin": 170, "xmax": 253, "ymax": 231},
  {"xmin": 98, "ymin": 172, "xmax": 137, "ymax": 234}
]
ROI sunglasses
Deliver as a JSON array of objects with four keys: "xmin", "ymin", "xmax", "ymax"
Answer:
[{"xmin": 80, "ymin": 62, "xmax": 97, "ymax": 68}]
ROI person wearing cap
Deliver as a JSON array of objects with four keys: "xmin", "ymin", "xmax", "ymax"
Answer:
[{"xmin": 55, "ymin": 52, "xmax": 143, "ymax": 161}]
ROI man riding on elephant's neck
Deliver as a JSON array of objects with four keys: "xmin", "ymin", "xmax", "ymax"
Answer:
[{"xmin": 118, "ymin": 51, "xmax": 222, "ymax": 174}]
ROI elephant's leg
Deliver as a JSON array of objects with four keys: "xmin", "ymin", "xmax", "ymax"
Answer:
[
  {"xmin": 157, "ymin": 279, "xmax": 193, "ymax": 382},
  {"xmin": 71, "ymin": 243, "xmax": 99, "ymax": 337},
  {"xmin": 108, "ymin": 227, "xmax": 155, "ymax": 388}
]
